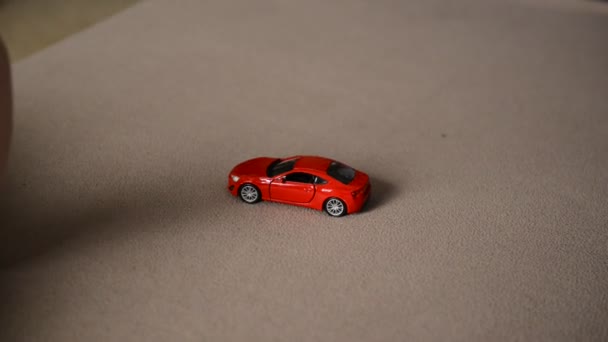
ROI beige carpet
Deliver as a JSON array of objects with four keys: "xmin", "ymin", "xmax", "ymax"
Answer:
[{"xmin": 1, "ymin": 0, "xmax": 607, "ymax": 341}]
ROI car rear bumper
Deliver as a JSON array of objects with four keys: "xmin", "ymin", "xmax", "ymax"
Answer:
[{"xmin": 349, "ymin": 183, "xmax": 371, "ymax": 213}]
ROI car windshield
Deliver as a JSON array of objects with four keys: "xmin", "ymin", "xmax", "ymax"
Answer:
[
  {"xmin": 327, "ymin": 161, "xmax": 355, "ymax": 184},
  {"xmin": 267, "ymin": 158, "xmax": 297, "ymax": 177}
]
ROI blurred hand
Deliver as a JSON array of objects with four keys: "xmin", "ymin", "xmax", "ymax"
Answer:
[{"xmin": 0, "ymin": 37, "xmax": 11, "ymax": 178}]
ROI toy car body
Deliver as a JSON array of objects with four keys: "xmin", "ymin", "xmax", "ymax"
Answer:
[{"xmin": 227, "ymin": 156, "xmax": 370, "ymax": 217}]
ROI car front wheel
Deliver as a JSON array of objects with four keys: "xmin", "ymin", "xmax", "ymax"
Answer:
[
  {"xmin": 239, "ymin": 184, "xmax": 261, "ymax": 204},
  {"xmin": 324, "ymin": 197, "xmax": 347, "ymax": 217}
]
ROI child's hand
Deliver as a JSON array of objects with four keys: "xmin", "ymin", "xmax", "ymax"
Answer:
[{"xmin": 0, "ymin": 37, "xmax": 11, "ymax": 177}]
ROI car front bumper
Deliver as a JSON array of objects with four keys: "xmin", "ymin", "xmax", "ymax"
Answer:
[{"xmin": 227, "ymin": 176, "xmax": 239, "ymax": 196}]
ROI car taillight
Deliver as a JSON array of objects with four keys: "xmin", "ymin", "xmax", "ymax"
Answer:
[{"xmin": 352, "ymin": 184, "xmax": 369, "ymax": 198}]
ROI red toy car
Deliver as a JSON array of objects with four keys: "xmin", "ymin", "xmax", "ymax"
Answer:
[{"xmin": 227, "ymin": 156, "xmax": 371, "ymax": 217}]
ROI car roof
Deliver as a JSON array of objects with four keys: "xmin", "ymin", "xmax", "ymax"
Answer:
[{"xmin": 291, "ymin": 156, "xmax": 333, "ymax": 172}]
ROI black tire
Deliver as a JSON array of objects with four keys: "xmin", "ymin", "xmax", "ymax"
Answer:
[
  {"xmin": 239, "ymin": 184, "xmax": 261, "ymax": 204},
  {"xmin": 324, "ymin": 197, "xmax": 347, "ymax": 217}
]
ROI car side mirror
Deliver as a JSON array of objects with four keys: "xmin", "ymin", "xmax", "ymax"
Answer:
[{"xmin": 281, "ymin": 177, "xmax": 287, "ymax": 183}]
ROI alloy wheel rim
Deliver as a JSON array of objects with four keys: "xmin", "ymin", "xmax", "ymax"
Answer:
[
  {"xmin": 327, "ymin": 199, "xmax": 344, "ymax": 216},
  {"xmin": 241, "ymin": 185, "xmax": 258, "ymax": 202}
]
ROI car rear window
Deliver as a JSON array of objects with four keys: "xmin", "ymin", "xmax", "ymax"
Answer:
[{"xmin": 327, "ymin": 161, "xmax": 355, "ymax": 184}]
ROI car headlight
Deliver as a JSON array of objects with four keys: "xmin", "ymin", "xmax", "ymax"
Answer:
[{"xmin": 231, "ymin": 175, "xmax": 240, "ymax": 182}]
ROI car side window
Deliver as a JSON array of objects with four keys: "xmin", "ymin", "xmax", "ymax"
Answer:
[
  {"xmin": 314, "ymin": 176, "xmax": 328, "ymax": 185},
  {"xmin": 284, "ymin": 172, "xmax": 314, "ymax": 184}
]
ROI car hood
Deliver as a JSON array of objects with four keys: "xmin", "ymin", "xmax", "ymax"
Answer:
[{"xmin": 231, "ymin": 157, "xmax": 276, "ymax": 177}]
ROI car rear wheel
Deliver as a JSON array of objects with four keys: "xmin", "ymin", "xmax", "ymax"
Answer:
[
  {"xmin": 239, "ymin": 184, "xmax": 261, "ymax": 204},
  {"xmin": 324, "ymin": 198, "xmax": 346, "ymax": 217}
]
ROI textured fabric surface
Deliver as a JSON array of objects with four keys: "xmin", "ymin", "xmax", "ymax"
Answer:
[{"xmin": 1, "ymin": 0, "xmax": 607, "ymax": 341}]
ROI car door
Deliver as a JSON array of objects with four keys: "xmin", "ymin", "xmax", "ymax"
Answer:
[{"xmin": 270, "ymin": 172, "xmax": 315, "ymax": 203}]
